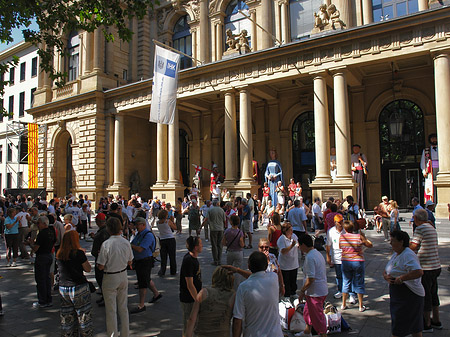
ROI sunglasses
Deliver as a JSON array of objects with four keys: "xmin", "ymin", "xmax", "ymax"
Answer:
[{"xmin": 259, "ymin": 246, "xmax": 269, "ymax": 249}]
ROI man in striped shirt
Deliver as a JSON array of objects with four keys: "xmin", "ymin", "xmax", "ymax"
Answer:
[{"xmin": 410, "ymin": 209, "xmax": 442, "ymax": 332}]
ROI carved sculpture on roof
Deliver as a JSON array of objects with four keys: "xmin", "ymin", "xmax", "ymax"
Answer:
[
  {"xmin": 223, "ymin": 29, "xmax": 252, "ymax": 57},
  {"xmin": 157, "ymin": 8, "xmax": 169, "ymax": 33},
  {"xmin": 312, "ymin": 3, "xmax": 346, "ymax": 34}
]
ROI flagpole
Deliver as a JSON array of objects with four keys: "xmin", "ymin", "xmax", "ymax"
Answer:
[
  {"xmin": 238, "ymin": 10, "xmax": 283, "ymax": 46},
  {"xmin": 152, "ymin": 39, "xmax": 204, "ymax": 65}
]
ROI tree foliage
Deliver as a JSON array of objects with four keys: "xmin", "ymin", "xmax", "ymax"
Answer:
[{"xmin": 0, "ymin": 0, "xmax": 159, "ymax": 99}]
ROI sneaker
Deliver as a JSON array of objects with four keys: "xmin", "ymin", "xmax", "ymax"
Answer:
[
  {"xmin": 32, "ymin": 302, "xmax": 41, "ymax": 308},
  {"xmin": 6, "ymin": 261, "xmax": 11, "ymax": 267},
  {"xmin": 431, "ymin": 321, "xmax": 443, "ymax": 330},
  {"xmin": 333, "ymin": 292, "xmax": 342, "ymax": 299},
  {"xmin": 349, "ymin": 295, "xmax": 357, "ymax": 304},
  {"xmin": 11, "ymin": 262, "xmax": 16, "ymax": 267},
  {"xmin": 423, "ymin": 325, "xmax": 433, "ymax": 333},
  {"xmin": 130, "ymin": 306, "xmax": 146, "ymax": 314}
]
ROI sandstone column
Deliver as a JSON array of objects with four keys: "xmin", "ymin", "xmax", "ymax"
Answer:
[
  {"xmin": 333, "ymin": 70, "xmax": 353, "ymax": 181},
  {"xmin": 199, "ymin": 0, "xmax": 209, "ymax": 62},
  {"xmin": 280, "ymin": 0, "xmax": 289, "ymax": 44},
  {"xmin": 250, "ymin": 9, "xmax": 257, "ymax": 51},
  {"xmin": 113, "ymin": 115, "xmax": 124, "ymax": 186},
  {"xmin": 362, "ymin": 0, "xmax": 373, "ymax": 25},
  {"xmin": 239, "ymin": 88, "xmax": 253, "ymax": 183},
  {"xmin": 84, "ymin": 32, "xmax": 93, "ymax": 74},
  {"xmin": 216, "ymin": 22, "xmax": 223, "ymax": 60},
  {"xmin": 168, "ymin": 109, "xmax": 180, "ymax": 184},
  {"xmin": 313, "ymin": 73, "xmax": 331, "ymax": 181},
  {"xmin": 93, "ymin": 29, "xmax": 103, "ymax": 72},
  {"xmin": 156, "ymin": 123, "xmax": 168, "ymax": 184},
  {"xmin": 261, "ymin": 0, "xmax": 273, "ymax": 49},
  {"xmin": 224, "ymin": 92, "xmax": 237, "ymax": 183},
  {"xmin": 418, "ymin": 0, "xmax": 428, "ymax": 11}
]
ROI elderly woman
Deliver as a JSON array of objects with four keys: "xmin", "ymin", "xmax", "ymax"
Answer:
[
  {"xmin": 57, "ymin": 230, "xmax": 93, "ymax": 336},
  {"xmin": 156, "ymin": 209, "xmax": 177, "ymax": 277},
  {"xmin": 185, "ymin": 266, "xmax": 235, "ymax": 337},
  {"xmin": 277, "ymin": 223, "xmax": 300, "ymax": 298},
  {"xmin": 384, "ymin": 230, "xmax": 424, "ymax": 337},
  {"xmin": 188, "ymin": 200, "xmax": 201, "ymax": 237},
  {"xmin": 275, "ymin": 181, "xmax": 286, "ymax": 207},
  {"xmin": 339, "ymin": 220, "xmax": 373, "ymax": 311}
]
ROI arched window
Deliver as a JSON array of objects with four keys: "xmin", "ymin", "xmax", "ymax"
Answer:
[
  {"xmin": 173, "ymin": 15, "xmax": 192, "ymax": 70},
  {"xmin": 292, "ymin": 111, "xmax": 315, "ymax": 200},
  {"xmin": 179, "ymin": 129, "xmax": 190, "ymax": 186},
  {"xmin": 379, "ymin": 99, "xmax": 424, "ymax": 207},
  {"xmin": 67, "ymin": 31, "xmax": 79, "ymax": 81},
  {"xmin": 224, "ymin": 0, "xmax": 251, "ymax": 49},
  {"xmin": 290, "ymin": 0, "xmax": 323, "ymax": 41},
  {"xmin": 372, "ymin": 0, "xmax": 418, "ymax": 22}
]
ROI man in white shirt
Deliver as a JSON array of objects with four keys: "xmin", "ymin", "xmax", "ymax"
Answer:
[
  {"xmin": 233, "ymin": 251, "xmax": 283, "ymax": 337},
  {"xmin": 17, "ymin": 206, "xmax": 31, "ymax": 259},
  {"xmin": 312, "ymin": 198, "xmax": 323, "ymax": 230}
]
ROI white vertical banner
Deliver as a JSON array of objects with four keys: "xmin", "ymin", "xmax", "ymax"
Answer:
[{"xmin": 149, "ymin": 45, "xmax": 180, "ymax": 125}]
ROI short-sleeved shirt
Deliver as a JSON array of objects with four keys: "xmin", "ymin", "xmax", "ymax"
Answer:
[
  {"xmin": 4, "ymin": 216, "xmax": 19, "ymax": 234},
  {"xmin": 233, "ymin": 271, "xmax": 283, "ymax": 337},
  {"xmin": 385, "ymin": 247, "xmax": 425, "ymax": 297},
  {"xmin": 303, "ymin": 249, "xmax": 328, "ymax": 297},
  {"xmin": 57, "ymin": 249, "xmax": 88, "ymax": 287},
  {"xmin": 325, "ymin": 212, "xmax": 338, "ymax": 232},
  {"xmin": 97, "ymin": 235, "xmax": 133, "ymax": 273},
  {"xmin": 339, "ymin": 233, "xmax": 364, "ymax": 262},
  {"xmin": 411, "ymin": 223, "xmax": 440, "ymax": 270},
  {"xmin": 277, "ymin": 234, "xmax": 299, "ymax": 271},
  {"xmin": 179, "ymin": 252, "xmax": 202, "ymax": 303},
  {"xmin": 17, "ymin": 211, "xmax": 29, "ymax": 229},
  {"xmin": 224, "ymin": 228, "xmax": 244, "ymax": 252},
  {"xmin": 287, "ymin": 207, "xmax": 307, "ymax": 232},
  {"xmin": 131, "ymin": 229, "xmax": 154, "ymax": 260},
  {"xmin": 312, "ymin": 203, "xmax": 322, "ymax": 217},
  {"xmin": 207, "ymin": 206, "xmax": 226, "ymax": 231},
  {"xmin": 91, "ymin": 226, "xmax": 110, "ymax": 259},
  {"xmin": 327, "ymin": 227, "xmax": 345, "ymax": 264},
  {"xmin": 242, "ymin": 205, "xmax": 251, "ymax": 220},
  {"xmin": 35, "ymin": 227, "xmax": 56, "ymax": 255}
]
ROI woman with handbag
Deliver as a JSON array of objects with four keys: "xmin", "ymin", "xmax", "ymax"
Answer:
[
  {"xmin": 222, "ymin": 214, "xmax": 244, "ymax": 289},
  {"xmin": 56, "ymin": 230, "xmax": 93, "ymax": 336}
]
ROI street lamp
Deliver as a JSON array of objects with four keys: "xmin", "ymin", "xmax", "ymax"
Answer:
[{"xmin": 389, "ymin": 111, "xmax": 404, "ymax": 138}]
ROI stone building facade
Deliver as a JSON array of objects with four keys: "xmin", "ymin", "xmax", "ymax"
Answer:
[{"xmin": 28, "ymin": 0, "xmax": 450, "ymax": 216}]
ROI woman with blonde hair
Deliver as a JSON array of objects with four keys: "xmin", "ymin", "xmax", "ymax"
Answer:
[
  {"xmin": 63, "ymin": 214, "xmax": 76, "ymax": 232},
  {"xmin": 389, "ymin": 200, "xmax": 400, "ymax": 232},
  {"xmin": 56, "ymin": 230, "xmax": 93, "ymax": 336},
  {"xmin": 185, "ymin": 266, "xmax": 235, "ymax": 337}
]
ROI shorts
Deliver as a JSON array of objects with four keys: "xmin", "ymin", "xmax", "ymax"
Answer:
[
  {"xmin": 242, "ymin": 220, "xmax": 251, "ymax": 233},
  {"xmin": 342, "ymin": 260, "xmax": 365, "ymax": 294},
  {"xmin": 422, "ymin": 268, "xmax": 441, "ymax": 311},
  {"xmin": 135, "ymin": 258, "xmax": 154, "ymax": 289}
]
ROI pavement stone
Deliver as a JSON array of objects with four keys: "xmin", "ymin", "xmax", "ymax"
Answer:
[{"xmin": 0, "ymin": 212, "xmax": 449, "ymax": 336}]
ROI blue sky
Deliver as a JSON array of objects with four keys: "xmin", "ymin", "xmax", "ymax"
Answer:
[{"xmin": 0, "ymin": 20, "xmax": 39, "ymax": 53}]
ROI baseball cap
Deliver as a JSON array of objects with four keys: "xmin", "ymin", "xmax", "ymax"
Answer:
[
  {"xmin": 425, "ymin": 200, "xmax": 435, "ymax": 207},
  {"xmin": 96, "ymin": 213, "xmax": 106, "ymax": 221},
  {"xmin": 334, "ymin": 214, "xmax": 344, "ymax": 222}
]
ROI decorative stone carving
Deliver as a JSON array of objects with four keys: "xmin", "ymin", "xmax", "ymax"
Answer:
[
  {"xmin": 209, "ymin": 0, "xmax": 217, "ymax": 14},
  {"xmin": 223, "ymin": 29, "xmax": 252, "ymax": 57},
  {"xmin": 184, "ymin": 0, "xmax": 200, "ymax": 20},
  {"xmin": 312, "ymin": 3, "xmax": 346, "ymax": 34},
  {"xmin": 157, "ymin": 8, "xmax": 169, "ymax": 34}
]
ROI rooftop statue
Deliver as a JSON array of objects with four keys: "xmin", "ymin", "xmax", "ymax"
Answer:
[{"xmin": 312, "ymin": 3, "xmax": 346, "ymax": 34}]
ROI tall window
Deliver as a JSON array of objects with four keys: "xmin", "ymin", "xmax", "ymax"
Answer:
[
  {"xmin": 20, "ymin": 62, "xmax": 26, "ymax": 81},
  {"xmin": 17, "ymin": 172, "xmax": 23, "ymax": 188},
  {"xmin": 6, "ymin": 173, "xmax": 11, "ymax": 189},
  {"xmin": 7, "ymin": 143, "xmax": 12, "ymax": 162},
  {"xmin": 290, "ymin": 0, "xmax": 323, "ymax": 41},
  {"xmin": 30, "ymin": 88, "xmax": 36, "ymax": 106},
  {"xmin": 0, "ymin": 99, "xmax": 3, "ymax": 122},
  {"xmin": 31, "ymin": 57, "xmax": 38, "ymax": 77},
  {"xmin": 0, "ymin": 145, "xmax": 3, "ymax": 162},
  {"xmin": 224, "ymin": 0, "xmax": 251, "ymax": 49},
  {"xmin": 173, "ymin": 15, "xmax": 192, "ymax": 70},
  {"xmin": 19, "ymin": 92, "xmax": 25, "ymax": 117},
  {"xmin": 9, "ymin": 67, "xmax": 15, "ymax": 85},
  {"xmin": 8, "ymin": 96, "xmax": 13, "ymax": 119},
  {"xmin": 67, "ymin": 31, "xmax": 80, "ymax": 81},
  {"xmin": 20, "ymin": 135, "xmax": 28, "ymax": 163},
  {"xmin": 372, "ymin": 0, "xmax": 418, "ymax": 21},
  {"xmin": 179, "ymin": 129, "xmax": 190, "ymax": 186}
]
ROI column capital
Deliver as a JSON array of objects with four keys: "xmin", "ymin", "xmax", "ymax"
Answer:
[
  {"xmin": 430, "ymin": 49, "xmax": 450, "ymax": 60},
  {"xmin": 310, "ymin": 70, "xmax": 329, "ymax": 80},
  {"xmin": 329, "ymin": 66, "xmax": 348, "ymax": 76},
  {"xmin": 235, "ymin": 85, "xmax": 252, "ymax": 92}
]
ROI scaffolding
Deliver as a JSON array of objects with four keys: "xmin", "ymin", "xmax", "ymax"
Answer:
[{"xmin": 1, "ymin": 121, "xmax": 47, "ymax": 189}]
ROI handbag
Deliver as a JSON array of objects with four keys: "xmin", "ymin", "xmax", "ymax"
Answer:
[{"xmin": 355, "ymin": 218, "xmax": 367, "ymax": 230}]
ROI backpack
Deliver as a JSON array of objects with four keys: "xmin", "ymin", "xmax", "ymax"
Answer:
[{"xmin": 147, "ymin": 230, "xmax": 161, "ymax": 258}]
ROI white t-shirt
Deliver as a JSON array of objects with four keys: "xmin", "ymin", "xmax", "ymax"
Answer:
[
  {"xmin": 313, "ymin": 203, "xmax": 323, "ymax": 217},
  {"xmin": 385, "ymin": 247, "xmax": 425, "ymax": 297},
  {"xmin": 16, "ymin": 211, "xmax": 29, "ymax": 229},
  {"xmin": 303, "ymin": 249, "xmax": 328, "ymax": 297},
  {"xmin": 233, "ymin": 271, "xmax": 283, "ymax": 337},
  {"xmin": 277, "ymin": 234, "xmax": 299, "ymax": 271},
  {"xmin": 326, "ymin": 227, "xmax": 345, "ymax": 264},
  {"xmin": 321, "ymin": 202, "xmax": 328, "ymax": 212}
]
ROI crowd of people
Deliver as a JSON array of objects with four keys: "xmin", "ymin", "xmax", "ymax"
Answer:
[{"xmin": 0, "ymin": 190, "xmax": 444, "ymax": 337}]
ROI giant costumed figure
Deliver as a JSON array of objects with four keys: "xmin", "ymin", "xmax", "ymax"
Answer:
[
  {"xmin": 264, "ymin": 148, "xmax": 283, "ymax": 206},
  {"xmin": 420, "ymin": 133, "xmax": 438, "ymax": 202}
]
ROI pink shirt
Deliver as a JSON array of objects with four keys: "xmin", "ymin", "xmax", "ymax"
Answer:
[{"xmin": 339, "ymin": 233, "xmax": 364, "ymax": 262}]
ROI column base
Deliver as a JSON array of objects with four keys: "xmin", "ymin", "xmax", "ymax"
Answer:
[
  {"xmin": 151, "ymin": 183, "xmax": 186, "ymax": 205},
  {"xmin": 228, "ymin": 181, "xmax": 260, "ymax": 199},
  {"xmin": 309, "ymin": 180, "xmax": 357, "ymax": 202},
  {"xmin": 107, "ymin": 185, "xmax": 130, "ymax": 199},
  {"xmin": 433, "ymin": 179, "xmax": 450, "ymax": 218}
]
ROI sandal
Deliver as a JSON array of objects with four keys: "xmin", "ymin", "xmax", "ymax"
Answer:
[
  {"xmin": 359, "ymin": 305, "xmax": 368, "ymax": 312},
  {"xmin": 340, "ymin": 305, "xmax": 348, "ymax": 310}
]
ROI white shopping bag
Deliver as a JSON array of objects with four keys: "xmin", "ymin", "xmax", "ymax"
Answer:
[
  {"xmin": 289, "ymin": 311, "xmax": 306, "ymax": 332},
  {"xmin": 326, "ymin": 312, "xmax": 342, "ymax": 334},
  {"xmin": 279, "ymin": 301, "xmax": 295, "ymax": 330}
]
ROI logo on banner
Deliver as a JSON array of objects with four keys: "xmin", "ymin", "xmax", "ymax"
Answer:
[{"xmin": 155, "ymin": 56, "xmax": 177, "ymax": 78}]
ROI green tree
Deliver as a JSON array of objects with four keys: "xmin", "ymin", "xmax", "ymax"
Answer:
[{"xmin": 0, "ymin": 0, "xmax": 159, "ymax": 107}]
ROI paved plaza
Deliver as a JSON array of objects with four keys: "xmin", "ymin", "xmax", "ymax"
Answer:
[{"xmin": 0, "ymin": 213, "xmax": 449, "ymax": 337}]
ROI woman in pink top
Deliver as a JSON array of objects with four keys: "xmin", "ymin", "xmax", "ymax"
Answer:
[
  {"xmin": 339, "ymin": 220, "xmax": 373, "ymax": 311},
  {"xmin": 288, "ymin": 178, "xmax": 296, "ymax": 201}
]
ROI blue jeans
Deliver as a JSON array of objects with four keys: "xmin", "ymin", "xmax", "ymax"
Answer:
[
  {"xmin": 35, "ymin": 253, "xmax": 53, "ymax": 305},
  {"xmin": 342, "ymin": 260, "xmax": 365, "ymax": 294},
  {"xmin": 335, "ymin": 264, "xmax": 356, "ymax": 296},
  {"xmin": 390, "ymin": 221, "xmax": 401, "ymax": 232}
]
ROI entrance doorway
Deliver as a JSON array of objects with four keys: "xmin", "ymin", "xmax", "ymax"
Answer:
[
  {"xmin": 292, "ymin": 111, "xmax": 315, "ymax": 203},
  {"xmin": 55, "ymin": 131, "xmax": 73, "ymax": 196},
  {"xmin": 379, "ymin": 100, "xmax": 425, "ymax": 208}
]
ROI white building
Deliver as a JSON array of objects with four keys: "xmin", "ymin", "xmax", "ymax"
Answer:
[{"xmin": 0, "ymin": 41, "xmax": 39, "ymax": 192}]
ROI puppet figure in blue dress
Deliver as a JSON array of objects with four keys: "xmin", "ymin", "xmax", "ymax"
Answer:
[{"xmin": 265, "ymin": 148, "xmax": 283, "ymax": 207}]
